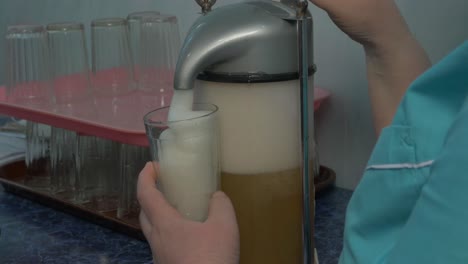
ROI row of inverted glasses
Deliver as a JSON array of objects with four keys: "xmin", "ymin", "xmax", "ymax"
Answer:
[
  {"xmin": 89, "ymin": 15, "xmax": 179, "ymax": 214},
  {"xmin": 5, "ymin": 14, "xmax": 180, "ymax": 106},
  {"xmin": 92, "ymin": 15, "xmax": 180, "ymax": 124},
  {"xmin": 88, "ymin": 14, "xmax": 180, "ymax": 215},
  {"xmin": 4, "ymin": 14, "xmax": 179, "ymax": 215},
  {"xmin": 5, "ymin": 22, "xmax": 134, "ymax": 213},
  {"xmin": 5, "ymin": 23, "xmax": 110, "ymax": 206}
]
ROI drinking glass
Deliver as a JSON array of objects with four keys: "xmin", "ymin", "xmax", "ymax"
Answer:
[
  {"xmin": 24, "ymin": 121, "xmax": 51, "ymax": 191},
  {"xmin": 6, "ymin": 25, "xmax": 53, "ymax": 190},
  {"xmin": 127, "ymin": 11, "xmax": 160, "ymax": 80},
  {"xmin": 47, "ymin": 22, "xmax": 93, "ymax": 199},
  {"xmin": 144, "ymin": 104, "xmax": 219, "ymax": 222},
  {"xmin": 75, "ymin": 135, "xmax": 121, "ymax": 212},
  {"xmin": 5, "ymin": 25, "xmax": 52, "ymax": 107},
  {"xmin": 117, "ymin": 144, "xmax": 150, "ymax": 220},
  {"xmin": 91, "ymin": 18, "xmax": 135, "ymax": 96},
  {"xmin": 139, "ymin": 15, "xmax": 180, "ymax": 93},
  {"xmin": 47, "ymin": 22, "xmax": 92, "ymax": 110},
  {"xmin": 49, "ymin": 127, "xmax": 77, "ymax": 199}
]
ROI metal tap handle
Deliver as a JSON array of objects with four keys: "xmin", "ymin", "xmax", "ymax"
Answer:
[
  {"xmin": 296, "ymin": 0, "xmax": 309, "ymax": 17},
  {"xmin": 195, "ymin": 0, "xmax": 217, "ymax": 14}
]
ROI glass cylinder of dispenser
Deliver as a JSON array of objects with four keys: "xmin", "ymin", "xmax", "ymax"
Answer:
[{"xmin": 194, "ymin": 76, "xmax": 316, "ymax": 264}]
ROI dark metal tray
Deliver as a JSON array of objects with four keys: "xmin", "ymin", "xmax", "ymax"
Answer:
[
  {"xmin": 0, "ymin": 160, "xmax": 335, "ymax": 240},
  {"xmin": 0, "ymin": 161, "xmax": 144, "ymax": 240}
]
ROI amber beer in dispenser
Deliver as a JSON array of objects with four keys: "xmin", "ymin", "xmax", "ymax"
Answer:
[
  {"xmin": 222, "ymin": 169, "xmax": 303, "ymax": 263},
  {"xmin": 196, "ymin": 80, "xmax": 312, "ymax": 264}
]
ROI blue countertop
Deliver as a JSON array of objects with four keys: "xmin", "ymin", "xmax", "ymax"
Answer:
[{"xmin": 0, "ymin": 185, "xmax": 352, "ymax": 264}]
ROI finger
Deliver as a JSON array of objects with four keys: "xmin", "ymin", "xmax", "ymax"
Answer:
[
  {"xmin": 140, "ymin": 211, "xmax": 162, "ymax": 264},
  {"xmin": 206, "ymin": 191, "xmax": 238, "ymax": 228},
  {"xmin": 137, "ymin": 162, "xmax": 182, "ymax": 228},
  {"xmin": 139, "ymin": 210, "xmax": 153, "ymax": 241}
]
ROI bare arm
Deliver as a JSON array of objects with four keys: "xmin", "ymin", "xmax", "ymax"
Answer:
[
  {"xmin": 365, "ymin": 32, "xmax": 431, "ymax": 134},
  {"xmin": 310, "ymin": 0, "xmax": 431, "ymax": 134}
]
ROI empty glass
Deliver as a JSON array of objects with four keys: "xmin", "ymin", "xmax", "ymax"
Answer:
[
  {"xmin": 25, "ymin": 121, "xmax": 51, "ymax": 191},
  {"xmin": 5, "ymin": 25, "xmax": 52, "ymax": 107},
  {"xmin": 144, "ymin": 104, "xmax": 220, "ymax": 221},
  {"xmin": 127, "ymin": 11, "xmax": 160, "ymax": 80},
  {"xmin": 91, "ymin": 18, "xmax": 135, "ymax": 96},
  {"xmin": 139, "ymin": 15, "xmax": 180, "ymax": 93},
  {"xmin": 47, "ymin": 22, "xmax": 92, "ymax": 112},
  {"xmin": 49, "ymin": 128, "xmax": 77, "ymax": 199},
  {"xmin": 117, "ymin": 144, "xmax": 150, "ymax": 220},
  {"xmin": 46, "ymin": 22, "xmax": 93, "ymax": 199},
  {"xmin": 6, "ymin": 25, "xmax": 52, "ymax": 190},
  {"xmin": 76, "ymin": 135, "xmax": 120, "ymax": 212},
  {"xmin": 91, "ymin": 18, "xmax": 137, "ymax": 128}
]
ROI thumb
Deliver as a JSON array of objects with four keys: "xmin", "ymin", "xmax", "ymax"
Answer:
[{"xmin": 206, "ymin": 191, "xmax": 238, "ymax": 227}]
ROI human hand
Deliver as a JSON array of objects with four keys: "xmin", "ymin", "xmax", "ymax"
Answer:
[
  {"xmin": 310, "ymin": 0, "xmax": 411, "ymax": 52},
  {"xmin": 137, "ymin": 162, "xmax": 240, "ymax": 264}
]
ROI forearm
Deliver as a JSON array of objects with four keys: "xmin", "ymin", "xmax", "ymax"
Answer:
[{"xmin": 365, "ymin": 32, "xmax": 431, "ymax": 134}]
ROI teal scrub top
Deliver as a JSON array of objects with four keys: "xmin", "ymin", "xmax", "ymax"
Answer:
[{"xmin": 339, "ymin": 40, "xmax": 468, "ymax": 264}]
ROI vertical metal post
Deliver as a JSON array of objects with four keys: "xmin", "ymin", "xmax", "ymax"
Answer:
[{"xmin": 297, "ymin": 1, "xmax": 314, "ymax": 263}]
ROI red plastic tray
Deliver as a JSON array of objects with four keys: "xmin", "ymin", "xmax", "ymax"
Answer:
[{"xmin": 0, "ymin": 85, "xmax": 330, "ymax": 147}]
